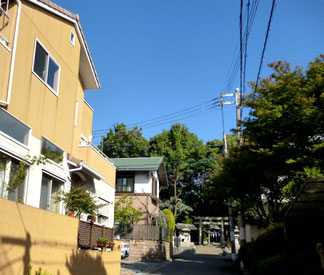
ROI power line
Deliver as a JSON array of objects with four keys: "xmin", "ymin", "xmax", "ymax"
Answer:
[
  {"xmin": 223, "ymin": 0, "xmax": 260, "ymax": 94},
  {"xmin": 131, "ymin": 104, "xmax": 220, "ymax": 130},
  {"xmin": 93, "ymin": 98, "xmax": 221, "ymax": 136},
  {"xmin": 240, "ymin": 0, "xmax": 243, "ymax": 104},
  {"xmin": 242, "ymin": 0, "xmax": 251, "ymax": 120},
  {"xmin": 126, "ymin": 97, "xmax": 219, "ymax": 128},
  {"xmin": 243, "ymin": 0, "xmax": 250, "ymax": 102},
  {"xmin": 92, "ymin": 105, "xmax": 221, "ymax": 142},
  {"xmin": 252, "ymin": 0, "xmax": 276, "ymax": 102}
]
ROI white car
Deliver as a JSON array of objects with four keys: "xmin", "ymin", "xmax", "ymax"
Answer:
[{"xmin": 121, "ymin": 242, "xmax": 130, "ymax": 258}]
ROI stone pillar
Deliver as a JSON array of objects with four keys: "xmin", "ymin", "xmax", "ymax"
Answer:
[
  {"xmin": 220, "ymin": 218, "xmax": 225, "ymax": 246},
  {"xmin": 199, "ymin": 219, "xmax": 202, "ymax": 245}
]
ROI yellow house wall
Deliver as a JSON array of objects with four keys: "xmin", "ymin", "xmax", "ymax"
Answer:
[
  {"xmin": 0, "ymin": 198, "xmax": 121, "ymax": 275},
  {"xmin": 70, "ymin": 82, "xmax": 93, "ymax": 156},
  {"xmin": 6, "ymin": 1, "xmax": 82, "ymax": 154},
  {"xmin": 82, "ymin": 100, "xmax": 93, "ymax": 138},
  {"xmin": 2, "ymin": 1, "xmax": 116, "ymax": 189},
  {"xmin": 78, "ymin": 146, "xmax": 116, "ymax": 188},
  {"xmin": 0, "ymin": 4, "xmax": 17, "ymax": 101}
]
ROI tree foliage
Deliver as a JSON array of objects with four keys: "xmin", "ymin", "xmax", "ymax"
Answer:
[
  {"xmin": 114, "ymin": 195, "xmax": 142, "ymax": 225},
  {"xmin": 162, "ymin": 208, "xmax": 175, "ymax": 232},
  {"xmin": 211, "ymin": 56, "xmax": 324, "ymax": 226},
  {"xmin": 56, "ymin": 187, "xmax": 104, "ymax": 218},
  {"xmin": 98, "ymin": 122, "xmax": 231, "ymax": 220},
  {"xmin": 101, "ymin": 123, "xmax": 149, "ymax": 158},
  {"xmin": 149, "ymin": 123, "xmax": 206, "ymax": 220}
]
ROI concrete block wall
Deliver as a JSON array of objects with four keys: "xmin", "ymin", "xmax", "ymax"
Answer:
[{"xmin": 0, "ymin": 198, "xmax": 121, "ymax": 275}]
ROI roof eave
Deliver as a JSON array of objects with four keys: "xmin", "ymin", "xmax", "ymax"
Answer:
[{"xmin": 116, "ymin": 168, "xmax": 158, "ymax": 172}]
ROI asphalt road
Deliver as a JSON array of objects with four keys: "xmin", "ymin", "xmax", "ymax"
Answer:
[{"xmin": 122, "ymin": 245, "xmax": 241, "ymax": 275}]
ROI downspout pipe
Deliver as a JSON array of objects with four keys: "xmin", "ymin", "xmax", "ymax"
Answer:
[{"xmin": 0, "ymin": 0, "xmax": 21, "ymax": 105}]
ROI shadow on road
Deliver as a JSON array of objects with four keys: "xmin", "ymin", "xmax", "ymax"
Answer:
[{"xmin": 122, "ymin": 245, "xmax": 241, "ymax": 275}]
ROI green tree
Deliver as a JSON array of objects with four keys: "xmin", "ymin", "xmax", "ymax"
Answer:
[
  {"xmin": 101, "ymin": 123, "xmax": 149, "ymax": 158},
  {"xmin": 149, "ymin": 123, "xmax": 206, "ymax": 220},
  {"xmin": 160, "ymin": 209, "xmax": 175, "ymax": 242},
  {"xmin": 56, "ymin": 187, "xmax": 104, "ymax": 218},
  {"xmin": 245, "ymin": 58, "xmax": 324, "ymax": 188},
  {"xmin": 211, "ymin": 56, "xmax": 324, "ymax": 226},
  {"xmin": 114, "ymin": 195, "xmax": 142, "ymax": 225}
]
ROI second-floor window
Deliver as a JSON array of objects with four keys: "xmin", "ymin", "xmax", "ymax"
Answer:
[
  {"xmin": 0, "ymin": 107, "xmax": 30, "ymax": 145},
  {"xmin": 116, "ymin": 176, "xmax": 134, "ymax": 193},
  {"xmin": 33, "ymin": 39, "xmax": 60, "ymax": 95}
]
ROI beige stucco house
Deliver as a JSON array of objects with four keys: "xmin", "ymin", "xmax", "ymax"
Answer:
[{"xmin": 111, "ymin": 157, "xmax": 168, "ymax": 225}]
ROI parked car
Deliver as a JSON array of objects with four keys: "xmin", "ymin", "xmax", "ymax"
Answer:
[{"xmin": 121, "ymin": 242, "xmax": 130, "ymax": 258}]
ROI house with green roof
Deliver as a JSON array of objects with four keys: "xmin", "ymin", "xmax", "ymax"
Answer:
[{"xmin": 111, "ymin": 157, "xmax": 168, "ymax": 225}]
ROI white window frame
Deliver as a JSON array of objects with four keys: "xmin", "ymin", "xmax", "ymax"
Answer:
[
  {"xmin": 70, "ymin": 30, "xmax": 75, "ymax": 46},
  {"xmin": 74, "ymin": 100, "xmax": 78, "ymax": 127},
  {"xmin": 0, "ymin": 107, "xmax": 31, "ymax": 147},
  {"xmin": 32, "ymin": 38, "xmax": 61, "ymax": 96},
  {"xmin": 0, "ymin": 154, "xmax": 27, "ymax": 202},
  {"xmin": 39, "ymin": 172, "xmax": 64, "ymax": 214},
  {"xmin": 40, "ymin": 136, "xmax": 65, "ymax": 166}
]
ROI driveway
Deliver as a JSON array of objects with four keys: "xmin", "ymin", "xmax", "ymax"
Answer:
[{"xmin": 121, "ymin": 245, "xmax": 241, "ymax": 275}]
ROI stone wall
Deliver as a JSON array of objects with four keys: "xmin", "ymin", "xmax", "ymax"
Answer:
[{"xmin": 123, "ymin": 240, "xmax": 172, "ymax": 262}]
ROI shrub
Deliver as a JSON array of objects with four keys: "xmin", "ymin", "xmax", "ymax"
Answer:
[
  {"xmin": 55, "ymin": 187, "xmax": 105, "ymax": 218},
  {"xmin": 238, "ymin": 241, "xmax": 256, "ymax": 272},
  {"xmin": 238, "ymin": 223, "xmax": 287, "ymax": 273},
  {"xmin": 162, "ymin": 209, "xmax": 175, "ymax": 242},
  {"xmin": 114, "ymin": 195, "xmax": 142, "ymax": 225},
  {"xmin": 251, "ymin": 254, "xmax": 303, "ymax": 275},
  {"xmin": 162, "ymin": 209, "xmax": 175, "ymax": 231}
]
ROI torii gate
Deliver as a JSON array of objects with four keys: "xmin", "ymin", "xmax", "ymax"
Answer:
[{"xmin": 192, "ymin": 216, "xmax": 229, "ymax": 245}]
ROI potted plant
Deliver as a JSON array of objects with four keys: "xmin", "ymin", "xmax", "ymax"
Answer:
[
  {"xmin": 68, "ymin": 210, "xmax": 74, "ymax": 217},
  {"xmin": 97, "ymin": 237, "xmax": 109, "ymax": 248},
  {"xmin": 87, "ymin": 215, "xmax": 96, "ymax": 223},
  {"xmin": 107, "ymin": 241, "xmax": 115, "ymax": 250}
]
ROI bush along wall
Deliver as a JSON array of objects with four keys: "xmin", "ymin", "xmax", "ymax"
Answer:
[{"xmin": 238, "ymin": 223, "xmax": 322, "ymax": 275}]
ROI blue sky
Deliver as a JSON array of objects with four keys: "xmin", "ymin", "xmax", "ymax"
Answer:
[{"xmin": 54, "ymin": 0, "xmax": 324, "ymax": 144}]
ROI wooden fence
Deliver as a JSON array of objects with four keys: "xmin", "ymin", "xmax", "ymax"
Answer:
[
  {"xmin": 115, "ymin": 224, "xmax": 172, "ymax": 242},
  {"xmin": 78, "ymin": 220, "xmax": 114, "ymax": 249}
]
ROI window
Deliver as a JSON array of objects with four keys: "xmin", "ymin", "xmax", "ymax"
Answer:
[
  {"xmin": 39, "ymin": 173, "xmax": 63, "ymax": 213},
  {"xmin": 70, "ymin": 31, "xmax": 75, "ymax": 46},
  {"xmin": 0, "ymin": 107, "xmax": 30, "ymax": 145},
  {"xmin": 33, "ymin": 40, "xmax": 60, "ymax": 94},
  {"xmin": 0, "ymin": 153, "xmax": 26, "ymax": 202},
  {"xmin": 41, "ymin": 137, "xmax": 64, "ymax": 164},
  {"xmin": 74, "ymin": 100, "xmax": 78, "ymax": 127},
  {"xmin": 98, "ymin": 215, "xmax": 108, "ymax": 226},
  {"xmin": 116, "ymin": 176, "xmax": 134, "ymax": 193}
]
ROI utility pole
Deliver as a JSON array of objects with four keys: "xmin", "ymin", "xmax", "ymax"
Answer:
[
  {"xmin": 235, "ymin": 88, "xmax": 242, "ymax": 146},
  {"xmin": 235, "ymin": 88, "xmax": 246, "ymax": 244},
  {"xmin": 220, "ymin": 92, "xmax": 236, "ymax": 260}
]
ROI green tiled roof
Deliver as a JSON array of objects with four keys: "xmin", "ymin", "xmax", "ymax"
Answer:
[{"xmin": 110, "ymin": 157, "xmax": 164, "ymax": 171}]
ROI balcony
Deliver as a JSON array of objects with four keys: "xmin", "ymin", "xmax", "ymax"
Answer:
[{"xmin": 78, "ymin": 141, "xmax": 116, "ymax": 186}]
